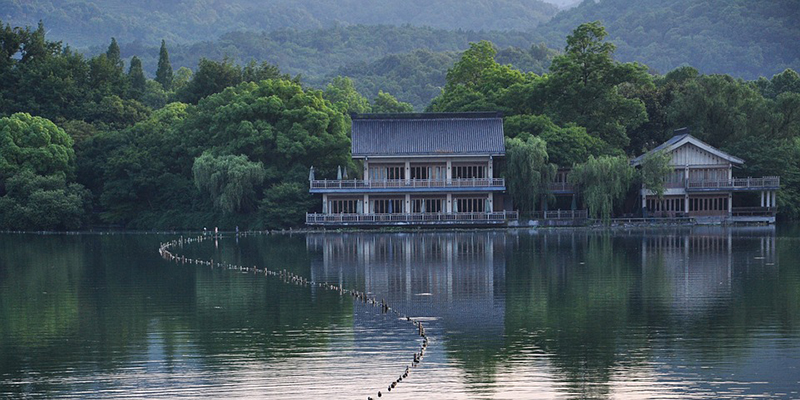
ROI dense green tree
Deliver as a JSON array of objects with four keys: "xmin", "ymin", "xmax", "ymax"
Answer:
[
  {"xmin": 638, "ymin": 150, "xmax": 672, "ymax": 200},
  {"xmin": 503, "ymin": 114, "xmax": 612, "ymax": 167},
  {"xmin": 192, "ymin": 153, "xmax": 266, "ymax": 214},
  {"xmin": 505, "ymin": 135, "xmax": 556, "ymax": 216},
  {"xmin": 371, "ymin": 91, "xmax": 414, "ymax": 113},
  {"xmin": 0, "ymin": 170, "xmax": 90, "ymax": 230},
  {"xmin": 544, "ymin": 22, "xmax": 651, "ymax": 149},
  {"xmin": 155, "ymin": 39, "xmax": 173, "ymax": 90},
  {"xmin": 0, "ymin": 113, "xmax": 75, "ymax": 181},
  {"xmin": 323, "ymin": 76, "xmax": 371, "ymax": 114},
  {"xmin": 106, "ymin": 37, "xmax": 123, "ymax": 72},
  {"xmin": 569, "ymin": 155, "xmax": 635, "ymax": 222},
  {"xmin": 127, "ymin": 56, "xmax": 147, "ymax": 100},
  {"xmin": 177, "ymin": 58, "xmax": 241, "ymax": 104},
  {"xmin": 259, "ymin": 181, "xmax": 316, "ymax": 228}
]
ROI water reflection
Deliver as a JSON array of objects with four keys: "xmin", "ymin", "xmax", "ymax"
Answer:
[{"xmin": 1, "ymin": 227, "xmax": 798, "ymax": 399}]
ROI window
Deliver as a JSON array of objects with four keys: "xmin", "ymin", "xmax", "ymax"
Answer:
[
  {"xmin": 372, "ymin": 198, "xmax": 403, "ymax": 214},
  {"xmin": 455, "ymin": 197, "xmax": 486, "ymax": 213},
  {"xmin": 330, "ymin": 199, "xmax": 359, "ymax": 213},
  {"xmin": 369, "ymin": 165, "xmax": 404, "ymax": 180},
  {"xmin": 410, "ymin": 164, "xmax": 445, "ymax": 180},
  {"xmin": 452, "ymin": 164, "xmax": 485, "ymax": 179},
  {"xmin": 412, "ymin": 198, "xmax": 444, "ymax": 213}
]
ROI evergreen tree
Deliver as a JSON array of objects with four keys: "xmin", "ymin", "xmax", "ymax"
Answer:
[
  {"xmin": 127, "ymin": 56, "xmax": 146, "ymax": 100},
  {"xmin": 155, "ymin": 39, "xmax": 173, "ymax": 90},
  {"xmin": 106, "ymin": 37, "xmax": 123, "ymax": 72}
]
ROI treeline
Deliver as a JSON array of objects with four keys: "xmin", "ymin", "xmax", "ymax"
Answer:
[
  {"xmin": 1, "ymin": 0, "xmax": 557, "ymax": 47},
  {"xmin": 112, "ymin": 25, "xmax": 554, "ymax": 110},
  {"xmin": 539, "ymin": 0, "xmax": 800, "ymax": 79},
  {"xmin": 0, "ymin": 21, "xmax": 408, "ymax": 230},
  {"xmin": 2, "ymin": 20, "xmax": 799, "ymax": 230},
  {"xmin": 428, "ymin": 23, "xmax": 800, "ymax": 219}
]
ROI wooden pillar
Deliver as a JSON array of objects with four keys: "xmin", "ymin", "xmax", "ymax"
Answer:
[
  {"xmin": 685, "ymin": 195, "xmax": 689, "ymax": 214},
  {"xmin": 322, "ymin": 194, "xmax": 328, "ymax": 214},
  {"xmin": 363, "ymin": 194, "xmax": 369, "ymax": 214},
  {"xmin": 487, "ymin": 193, "xmax": 493, "ymax": 212},
  {"xmin": 446, "ymin": 159, "xmax": 452, "ymax": 183},
  {"xmin": 404, "ymin": 160, "xmax": 410, "ymax": 184},
  {"xmin": 364, "ymin": 159, "xmax": 369, "ymax": 182},
  {"xmin": 446, "ymin": 193, "xmax": 453, "ymax": 213},
  {"xmin": 405, "ymin": 194, "xmax": 411, "ymax": 213},
  {"xmin": 488, "ymin": 157, "xmax": 494, "ymax": 179},
  {"xmin": 728, "ymin": 193, "xmax": 732, "ymax": 215},
  {"xmin": 772, "ymin": 191, "xmax": 777, "ymax": 207},
  {"xmin": 761, "ymin": 191, "xmax": 765, "ymax": 207}
]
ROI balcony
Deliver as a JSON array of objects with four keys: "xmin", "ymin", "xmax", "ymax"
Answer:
[
  {"xmin": 306, "ymin": 211, "xmax": 518, "ymax": 226},
  {"xmin": 547, "ymin": 182, "xmax": 575, "ymax": 194},
  {"xmin": 309, "ymin": 178, "xmax": 506, "ymax": 193},
  {"xmin": 686, "ymin": 176, "xmax": 780, "ymax": 192}
]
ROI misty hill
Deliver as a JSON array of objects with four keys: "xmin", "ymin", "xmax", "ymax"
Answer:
[
  {"xmin": 540, "ymin": 0, "xmax": 800, "ymax": 79},
  {"xmin": 113, "ymin": 25, "xmax": 550, "ymax": 109},
  {"xmin": 0, "ymin": 0, "xmax": 558, "ymax": 48}
]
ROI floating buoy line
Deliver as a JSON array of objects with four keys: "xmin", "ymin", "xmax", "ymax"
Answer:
[{"xmin": 158, "ymin": 234, "xmax": 429, "ymax": 399}]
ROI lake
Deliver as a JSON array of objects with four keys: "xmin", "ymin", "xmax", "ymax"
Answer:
[{"xmin": 1, "ymin": 227, "xmax": 799, "ymax": 399}]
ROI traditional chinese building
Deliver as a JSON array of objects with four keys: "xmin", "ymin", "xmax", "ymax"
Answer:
[
  {"xmin": 632, "ymin": 129, "xmax": 780, "ymax": 223},
  {"xmin": 306, "ymin": 112, "xmax": 517, "ymax": 226}
]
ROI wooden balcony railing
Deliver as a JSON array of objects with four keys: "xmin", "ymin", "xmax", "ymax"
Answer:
[
  {"xmin": 310, "ymin": 178, "xmax": 505, "ymax": 190},
  {"xmin": 731, "ymin": 207, "xmax": 778, "ymax": 217},
  {"xmin": 306, "ymin": 211, "xmax": 518, "ymax": 225},
  {"xmin": 547, "ymin": 182, "xmax": 575, "ymax": 192},
  {"xmin": 529, "ymin": 209, "xmax": 589, "ymax": 220},
  {"xmin": 686, "ymin": 176, "xmax": 780, "ymax": 190}
]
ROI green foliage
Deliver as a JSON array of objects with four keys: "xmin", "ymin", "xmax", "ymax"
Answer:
[
  {"xmin": 259, "ymin": 181, "xmax": 316, "ymax": 229},
  {"xmin": 505, "ymin": 136, "xmax": 556, "ymax": 216},
  {"xmin": 0, "ymin": 113, "xmax": 75, "ymax": 181},
  {"xmin": 177, "ymin": 58, "xmax": 289, "ymax": 104},
  {"xmin": 127, "ymin": 56, "xmax": 146, "ymax": 100},
  {"xmin": 193, "ymin": 153, "xmax": 266, "ymax": 214},
  {"xmin": 503, "ymin": 114, "xmax": 612, "ymax": 167},
  {"xmin": 569, "ymin": 156, "xmax": 635, "ymax": 222},
  {"xmin": 105, "ymin": 38, "xmax": 123, "ymax": 72},
  {"xmin": 539, "ymin": 0, "xmax": 800, "ymax": 80},
  {"xmin": 155, "ymin": 40, "xmax": 173, "ymax": 90},
  {"xmin": 545, "ymin": 22, "xmax": 651, "ymax": 149},
  {"xmin": 371, "ymin": 91, "xmax": 414, "ymax": 113},
  {"xmin": 0, "ymin": 170, "xmax": 90, "ymax": 230},
  {"xmin": 638, "ymin": 150, "xmax": 672, "ymax": 200},
  {"xmin": 323, "ymin": 77, "xmax": 371, "ymax": 114}
]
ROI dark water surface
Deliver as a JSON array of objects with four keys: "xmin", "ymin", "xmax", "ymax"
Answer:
[{"xmin": 1, "ymin": 227, "xmax": 799, "ymax": 399}]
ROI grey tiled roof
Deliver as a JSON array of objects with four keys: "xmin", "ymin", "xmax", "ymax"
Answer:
[{"xmin": 351, "ymin": 113, "xmax": 505, "ymax": 157}]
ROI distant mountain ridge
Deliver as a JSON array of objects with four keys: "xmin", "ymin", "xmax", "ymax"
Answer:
[{"xmin": 0, "ymin": 0, "xmax": 558, "ymax": 47}]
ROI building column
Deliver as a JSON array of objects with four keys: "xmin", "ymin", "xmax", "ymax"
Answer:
[
  {"xmin": 446, "ymin": 193, "xmax": 453, "ymax": 213},
  {"xmin": 363, "ymin": 194, "xmax": 369, "ymax": 214},
  {"xmin": 487, "ymin": 193, "xmax": 493, "ymax": 213},
  {"xmin": 772, "ymin": 191, "xmax": 777, "ymax": 207},
  {"xmin": 322, "ymin": 194, "xmax": 328, "ymax": 214},
  {"xmin": 363, "ymin": 159, "xmax": 369, "ymax": 182},
  {"xmin": 404, "ymin": 160, "xmax": 410, "ymax": 184},
  {"xmin": 685, "ymin": 195, "xmax": 690, "ymax": 215},
  {"xmin": 446, "ymin": 159, "xmax": 452, "ymax": 183},
  {"xmin": 641, "ymin": 191, "xmax": 647, "ymax": 216},
  {"xmin": 761, "ymin": 191, "xmax": 765, "ymax": 207},
  {"xmin": 488, "ymin": 157, "xmax": 494, "ymax": 179},
  {"xmin": 728, "ymin": 193, "xmax": 733, "ymax": 215},
  {"xmin": 404, "ymin": 194, "xmax": 411, "ymax": 213}
]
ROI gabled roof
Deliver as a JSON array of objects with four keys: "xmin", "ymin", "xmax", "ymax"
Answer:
[
  {"xmin": 351, "ymin": 112, "xmax": 505, "ymax": 157},
  {"xmin": 631, "ymin": 133, "xmax": 744, "ymax": 166}
]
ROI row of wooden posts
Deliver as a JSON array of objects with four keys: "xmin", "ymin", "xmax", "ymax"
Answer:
[{"xmin": 158, "ymin": 234, "xmax": 429, "ymax": 399}]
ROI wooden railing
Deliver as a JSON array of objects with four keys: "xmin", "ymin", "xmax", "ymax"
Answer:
[
  {"xmin": 310, "ymin": 178, "xmax": 505, "ymax": 190},
  {"xmin": 731, "ymin": 207, "xmax": 778, "ymax": 217},
  {"xmin": 686, "ymin": 176, "xmax": 780, "ymax": 190},
  {"xmin": 306, "ymin": 211, "xmax": 518, "ymax": 225},
  {"xmin": 547, "ymin": 182, "xmax": 575, "ymax": 192},
  {"xmin": 529, "ymin": 209, "xmax": 589, "ymax": 220}
]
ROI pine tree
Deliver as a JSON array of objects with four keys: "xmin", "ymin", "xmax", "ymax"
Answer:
[
  {"xmin": 155, "ymin": 40, "xmax": 173, "ymax": 90},
  {"xmin": 127, "ymin": 56, "xmax": 146, "ymax": 99},
  {"xmin": 106, "ymin": 37, "xmax": 123, "ymax": 72}
]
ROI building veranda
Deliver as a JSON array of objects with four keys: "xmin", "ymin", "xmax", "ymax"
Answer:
[{"xmin": 306, "ymin": 112, "xmax": 517, "ymax": 226}]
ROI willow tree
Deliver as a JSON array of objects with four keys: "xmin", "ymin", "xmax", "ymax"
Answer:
[
  {"xmin": 569, "ymin": 155, "xmax": 635, "ymax": 222},
  {"xmin": 192, "ymin": 153, "xmax": 266, "ymax": 214},
  {"xmin": 505, "ymin": 135, "xmax": 556, "ymax": 217},
  {"xmin": 638, "ymin": 149, "xmax": 672, "ymax": 200}
]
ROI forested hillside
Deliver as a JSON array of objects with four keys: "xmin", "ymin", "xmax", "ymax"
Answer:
[
  {"xmin": 0, "ymin": 0, "xmax": 557, "ymax": 47},
  {"xmin": 541, "ymin": 0, "xmax": 800, "ymax": 79},
  {"xmin": 112, "ymin": 26, "xmax": 551, "ymax": 109}
]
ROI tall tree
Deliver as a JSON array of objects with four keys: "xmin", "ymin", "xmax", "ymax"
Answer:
[
  {"xmin": 545, "ymin": 22, "xmax": 651, "ymax": 149},
  {"xmin": 568, "ymin": 155, "xmax": 635, "ymax": 222},
  {"xmin": 505, "ymin": 135, "xmax": 556, "ymax": 216},
  {"xmin": 155, "ymin": 39, "xmax": 172, "ymax": 90},
  {"xmin": 127, "ymin": 56, "xmax": 146, "ymax": 100},
  {"xmin": 371, "ymin": 91, "xmax": 414, "ymax": 113},
  {"xmin": 106, "ymin": 37, "xmax": 123, "ymax": 72},
  {"xmin": 192, "ymin": 153, "xmax": 266, "ymax": 214}
]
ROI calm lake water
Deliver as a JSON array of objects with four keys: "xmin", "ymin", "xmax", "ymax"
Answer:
[{"xmin": 1, "ymin": 227, "xmax": 799, "ymax": 399}]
